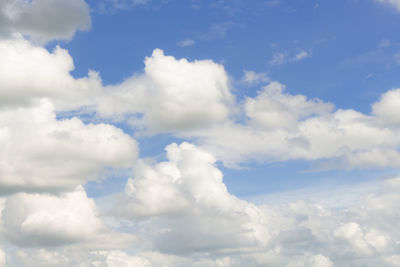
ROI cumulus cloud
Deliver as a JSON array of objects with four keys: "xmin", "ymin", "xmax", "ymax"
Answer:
[
  {"xmin": 0, "ymin": 0, "xmax": 91, "ymax": 43},
  {"xmin": 2, "ymin": 187, "xmax": 103, "ymax": 247},
  {"xmin": 98, "ymin": 49, "xmax": 234, "ymax": 133},
  {"xmin": 86, "ymin": 143, "xmax": 400, "ymax": 266},
  {"xmin": 113, "ymin": 142, "xmax": 270, "ymax": 254},
  {"xmin": 372, "ymin": 88, "xmax": 400, "ymax": 126},
  {"xmin": 180, "ymin": 82, "xmax": 400, "ymax": 168},
  {"xmin": 0, "ymin": 38, "xmax": 101, "ymax": 110},
  {"xmin": 245, "ymin": 82, "xmax": 333, "ymax": 130},
  {"xmin": 0, "ymin": 99, "xmax": 138, "ymax": 193},
  {"xmin": 2, "ymin": 163, "xmax": 400, "ymax": 265}
]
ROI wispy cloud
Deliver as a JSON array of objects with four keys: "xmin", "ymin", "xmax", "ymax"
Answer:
[
  {"xmin": 198, "ymin": 22, "xmax": 235, "ymax": 41},
  {"xmin": 375, "ymin": 0, "xmax": 400, "ymax": 12},
  {"xmin": 177, "ymin": 39, "xmax": 195, "ymax": 47},
  {"xmin": 269, "ymin": 49, "xmax": 311, "ymax": 65},
  {"xmin": 242, "ymin": 70, "xmax": 269, "ymax": 85}
]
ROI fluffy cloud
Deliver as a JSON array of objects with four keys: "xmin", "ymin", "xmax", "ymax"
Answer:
[
  {"xmin": 113, "ymin": 142, "xmax": 270, "ymax": 254},
  {"xmin": 183, "ymin": 82, "xmax": 400, "ymax": 168},
  {"xmin": 0, "ymin": 0, "xmax": 91, "ymax": 43},
  {"xmin": 98, "ymin": 49, "xmax": 234, "ymax": 133},
  {"xmin": 98, "ymin": 143, "xmax": 400, "ymax": 266},
  {"xmin": 245, "ymin": 82, "xmax": 333, "ymax": 130},
  {"xmin": 0, "ymin": 38, "xmax": 101, "ymax": 110},
  {"xmin": 1, "ymin": 187, "xmax": 103, "ymax": 247},
  {"xmin": 0, "ymin": 99, "xmax": 138, "ymax": 193},
  {"xmin": 1, "ymin": 169, "xmax": 400, "ymax": 266},
  {"xmin": 372, "ymin": 88, "xmax": 400, "ymax": 126}
]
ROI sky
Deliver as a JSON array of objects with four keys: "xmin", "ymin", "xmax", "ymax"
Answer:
[{"xmin": 1, "ymin": 0, "xmax": 400, "ymax": 266}]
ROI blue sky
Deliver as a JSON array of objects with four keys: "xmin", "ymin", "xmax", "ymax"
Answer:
[{"xmin": 1, "ymin": 0, "xmax": 400, "ymax": 266}]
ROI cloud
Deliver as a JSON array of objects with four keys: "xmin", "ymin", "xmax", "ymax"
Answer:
[
  {"xmin": 245, "ymin": 82, "xmax": 333, "ymax": 130},
  {"xmin": 180, "ymin": 82, "xmax": 400, "ymax": 168},
  {"xmin": 0, "ymin": 0, "xmax": 91, "ymax": 43},
  {"xmin": 269, "ymin": 49, "xmax": 311, "ymax": 66},
  {"xmin": 1, "ymin": 187, "xmax": 103, "ymax": 247},
  {"xmin": 2, "ymin": 162, "xmax": 400, "ymax": 265},
  {"xmin": 96, "ymin": 0, "xmax": 150, "ymax": 14},
  {"xmin": 0, "ymin": 99, "xmax": 138, "ymax": 193},
  {"xmin": 242, "ymin": 70, "xmax": 269, "ymax": 85},
  {"xmin": 113, "ymin": 142, "xmax": 270, "ymax": 254},
  {"xmin": 376, "ymin": 0, "xmax": 400, "ymax": 12},
  {"xmin": 372, "ymin": 88, "xmax": 400, "ymax": 126},
  {"xmin": 269, "ymin": 51, "xmax": 287, "ymax": 65},
  {"xmin": 177, "ymin": 39, "xmax": 195, "ymax": 47},
  {"xmin": 294, "ymin": 50, "xmax": 310, "ymax": 61},
  {"xmin": 0, "ymin": 38, "xmax": 101, "ymax": 111},
  {"xmin": 89, "ymin": 144, "xmax": 400, "ymax": 265},
  {"xmin": 98, "ymin": 49, "xmax": 234, "ymax": 133},
  {"xmin": 0, "ymin": 248, "xmax": 5, "ymax": 266},
  {"xmin": 198, "ymin": 22, "xmax": 235, "ymax": 41}
]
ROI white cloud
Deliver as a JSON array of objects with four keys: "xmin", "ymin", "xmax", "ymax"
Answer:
[
  {"xmin": 177, "ymin": 39, "xmax": 195, "ymax": 47},
  {"xmin": 0, "ymin": 248, "xmax": 5, "ymax": 266},
  {"xmin": 269, "ymin": 51, "xmax": 288, "ymax": 65},
  {"xmin": 376, "ymin": 0, "xmax": 400, "ymax": 12},
  {"xmin": 198, "ymin": 22, "xmax": 234, "ymax": 41},
  {"xmin": 104, "ymin": 251, "xmax": 152, "ymax": 267},
  {"xmin": 0, "ymin": 0, "xmax": 91, "ymax": 43},
  {"xmin": 2, "ymin": 187, "xmax": 103, "ymax": 247},
  {"xmin": 242, "ymin": 70, "xmax": 269, "ymax": 85},
  {"xmin": 98, "ymin": 49, "xmax": 234, "ymax": 133},
  {"xmin": 99, "ymin": 143, "xmax": 400, "ymax": 266},
  {"xmin": 0, "ymin": 38, "xmax": 101, "ymax": 111},
  {"xmin": 96, "ymin": 0, "xmax": 150, "ymax": 13},
  {"xmin": 182, "ymin": 82, "xmax": 400, "ymax": 168},
  {"xmin": 0, "ymin": 99, "xmax": 138, "ymax": 193},
  {"xmin": 372, "ymin": 88, "xmax": 400, "ymax": 126},
  {"xmin": 245, "ymin": 82, "xmax": 333, "ymax": 130},
  {"xmin": 269, "ymin": 50, "xmax": 311, "ymax": 66},
  {"xmin": 113, "ymin": 142, "xmax": 270, "ymax": 254},
  {"xmin": 1, "ymin": 172, "xmax": 400, "ymax": 266},
  {"xmin": 294, "ymin": 50, "xmax": 310, "ymax": 61}
]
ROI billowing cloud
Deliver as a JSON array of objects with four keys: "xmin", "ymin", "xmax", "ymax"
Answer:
[
  {"xmin": 2, "ymin": 187, "xmax": 103, "ymax": 247},
  {"xmin": 372, "ymin": 88, "xmax": 400, "ymax": 126},
  {"xmin": 113, "ymin": 142, "xmax": 270, "ymax": 255},
  {"xmin": 0, "ymin": 38, "xmax": 101, "ymax": 110},
  {"xmin": 0, "ymin": 99, "xmax": 138, "ymax": 193},
  {"xmin": 184, "ymin": 82, "xmax": 400, "ymax": 168},
  {"xmin": 245, "ymin": 82, "xmax": 333, "ymax": 130},
  {"xmin": 98, "ymin": 49, "xmax": 234, "ymax": 133},
  {"xmin": 0, "ymin": 0, "xmax": 91, "ymax": 43}
]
